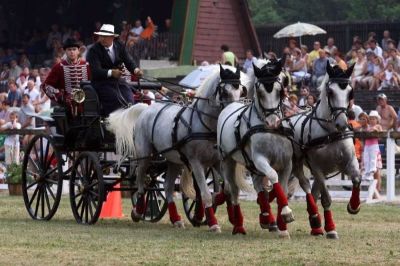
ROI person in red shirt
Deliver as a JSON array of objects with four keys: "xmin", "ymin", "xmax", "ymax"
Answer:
[{"xmin": 42, "ymin": 38, "xmax": 91, "ymax": 114}]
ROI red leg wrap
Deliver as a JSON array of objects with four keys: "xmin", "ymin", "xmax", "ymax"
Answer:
[
  {"xmin": 135, "ymin": 194, "xmax": 147, "ymax": 215},
  {"xmin": 214, "ymin": 191, "xmax": 227, "ymax": 206},
  {"xmin": 257, "ymin": 191, "xmax": 276, "ymax": 226},
  {"xmin": 273, "ymin": 183, "xmax": 288, "ymax": 207},
  {"xmin": 205, "ymin": 207, "xmax": 218, "ymax": 227},
  {"xmin": 194, "ymin": 202, "xmax": 205, "ymax": 222},
  {"xmin": 227, "ymin": 203, "xmax": 235, "ymax": 225},
  {"xmin": 306, "ymin": 193, "xmax": 319, "ymax": 215},
  {"xmin": 324, "ymin": 210, "xmax": 336, "ymax": 232},
  {"xmin": 168, "ymin": 202, "xmax": 181, "ymax": 224},
  {"xmin": 349, "ymin": 187, "xmax": 361, "ymax": 210},
  {"xmin": 232, "ymin": 204, "xmax": 246, "ymax": 235},
  {"xmin": 268, "ymin": 189, "xmax": 276, "ymax": 203},
  {"xmin": 277, "ymin": 206, "xmax": 287, "ymax": 231}
]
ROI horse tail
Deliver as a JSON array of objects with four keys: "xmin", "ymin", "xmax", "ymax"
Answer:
[
  {"xmin": 106, "ymin": 103, "xmax": 148, "ymax": 157},
  {"xmin": 180, "ymin": 167, "xmax": 196, "ymax": 200},
  {"xmin": 234, "ymin": 164, "xmax": 254, "ymax": 193}
]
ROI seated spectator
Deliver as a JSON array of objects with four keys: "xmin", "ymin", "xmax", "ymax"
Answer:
[
  {"xmin": 324, "ymin": 37, "xmax": 337, "ymax": 55},
  {"xmin": 16, "ymin": 68, "xmax": 29, "ymax": 90},
  {"xmin": 380, "ymin": 62, "xmax": 399, "ymax": 89},
  {"xmin": 362, "ymin": 54, "xmax": 384, "ymax": 90},
  {"xmin": 24, "ymin": 78, "xmax": 40, "ymax": 103},
  {"xmin": 346, "ymin": 39, "xmax": 363, "ymax": 62},
  {"xmin": 311, "ymin": 49, "xmax": 328, "ymax": 89},
  {"xmin": 300, "ymin": 45, "xmax": 309, "ymax": 68},
  {"xmin": 0, "ymin": 100, "xmax": 10, "ymax": 125},
  {"xmin": 298, "ymin": 86, "xmax": 309, "ymax": 107},
  {"xmin": 307, "ymin": 41, "xmax": 321, "ymax": 68},
  {"xmin": 381, "ymin": 30, "xmax": 391, "ymax": 51},
  {"xmin": 289, "ymin": 48, "xmax": 309, "ymax": 84},
  {"xmin": 19, "ymin": 53, "xmax": 31, "ymax": 69},
  {"xmin": 131, "ymin": 19, "xmax": 144, "ymax": 37},
  {"xmin": 284, "ymin": 94, "xmax": 299, "ymax": 116},
  {"xmin": 351, "ymin": 49, "xmax": 367, "ymax": 89},
  {"xmin": 19, "ymin": 94, "xmax": 35, "ymax": 129},
  {"xmin": 367, "ymin": 39, "xmax": 383, "ymax": 58},
  {"xmin": 8, "ymin": 60, "xmax": 22, "ymax": 80},
  {"xmin": 7, "ymin": 80, "xmax": 22, "ymax": 107},
  {"xmin": 242, "ymin": 49, "xmax": 257, "ymax": 73},
  {"xmin": 306, "ymin": 94, "xmax": 317, "ymax": 108},
  {"xmin": 388, "ymin": 48, "xmax": 400, "ymax": 72},
  {"xmin": 334, "ymin": 50, "xmax": 347, "ymax": 70},
  {"xmin": 32, "ymin": 87, "xmax": 51, "ymax": 113}
]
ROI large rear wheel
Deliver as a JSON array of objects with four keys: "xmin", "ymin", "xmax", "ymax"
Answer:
[{"xmin": 22, "ymin": 134, "xmax": 63, "ymax": 220}]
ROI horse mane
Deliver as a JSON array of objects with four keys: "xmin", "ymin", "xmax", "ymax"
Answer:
[{"xmin": 195, "ymin": 69, "xmax": 220, "ymax": 97}]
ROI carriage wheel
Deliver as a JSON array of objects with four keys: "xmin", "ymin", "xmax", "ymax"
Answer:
[
  {"xmin": 70, "ymin": 152, "xmax": 104, "ymax": 225},
  {"xmin": 182, "ymin": 167, "xmax": 222, "ymax": 227},
  {"xmin": 131, "ymin": 173, "xmax": 168, "ymax": 223},
  {"xmin": 22, "ymin": 134, "xmax": 63, "ymax": 221}
]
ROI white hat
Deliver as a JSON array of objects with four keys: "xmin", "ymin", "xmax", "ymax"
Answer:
[
  {"xmin": 94, "ymin": 24, "xmax": 119, "ymax": 37},
  {"xmin": 368, "ymin": 110, "xmax": 381, "ymax": 121}
]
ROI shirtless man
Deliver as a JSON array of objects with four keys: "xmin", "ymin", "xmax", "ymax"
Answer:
[{"xmin": 376, "ymin": 93, "xmax": 398, "ymax": 130}]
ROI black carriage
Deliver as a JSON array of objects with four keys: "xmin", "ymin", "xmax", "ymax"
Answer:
[{"xmin": 21, "ymin": 81, "xmax": 221, "ymax": 226}]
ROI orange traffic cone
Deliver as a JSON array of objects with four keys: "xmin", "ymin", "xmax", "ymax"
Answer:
[{"xmin": 100, "ymin": 183, "xmax": 123, "ymax": 218}]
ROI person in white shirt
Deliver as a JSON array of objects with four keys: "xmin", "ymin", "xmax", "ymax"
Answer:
[
  {"xmin": 367, "ymin": 39, "xmax": 383, "ymax": 58},
  {"xmin": 0, "ymin": 111, "xmax": 21, "ymax": 165},
  {"xmin": 130, "ymin": 19, "xmax": 144, "ymax": 37},
  {"xmin": 24, "ymin": 79, "xmax": 40, "ymax": 104},
  {"xmin": 242, "ymin": 49, "xmax": 258, "ymax": 73}
]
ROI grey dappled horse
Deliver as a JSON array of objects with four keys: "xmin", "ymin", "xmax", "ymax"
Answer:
[
  {"xmin": 283, "ymin": 62, "xmax": 360, "ymax": 239},
  {"xmin": 107, "ymin": 65, "xmax": 249, "ymax": 232},
  {"xmin": 216, "ymin": 59, "xmax": 295, "ymax": 237}
]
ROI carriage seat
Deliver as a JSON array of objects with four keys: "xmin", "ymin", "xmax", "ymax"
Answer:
[{"xmin": 80, "ymin": 81, "xmax": 101, "ymax": 116}]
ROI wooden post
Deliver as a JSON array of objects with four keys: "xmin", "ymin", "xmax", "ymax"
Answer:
[{"xmin": 386, "ymin": 132, "xmax": 396, "ymax": 202}]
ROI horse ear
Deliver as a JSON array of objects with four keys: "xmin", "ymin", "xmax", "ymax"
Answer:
[
  {"xmin": 345, "ymin": 63, "xmax": 355, "ymax": 78},
  {"xmin": 279, "ymin": 53, "xmax": 287, "ymax": 69},
  {"xmin": 253, "ymin": 62, "xmax": 260, "ymax": 77},
  {"xmin": 219, "ymin": 64, "xmax": 224, "ymax": 73},
  {"xmin": 235, "ymin": 65, "xmax": 240, "ymax": 76},
  {"xmin": 326, "ymin": 61, "xmax": 334, "ymax": 77}
]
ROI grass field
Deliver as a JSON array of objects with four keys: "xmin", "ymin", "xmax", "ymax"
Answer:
[{"xmin": 0, "ymin": 192, "xmax": 399, "ymax": 265}]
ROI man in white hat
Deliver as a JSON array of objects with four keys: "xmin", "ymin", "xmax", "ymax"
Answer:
[
  {"xmin": 87, "ymin": 24, "xmax": 143, "ymax": 116},
  {"xmin": 376, "ymin": 93, "xmax": 397, "ymax": 130}
]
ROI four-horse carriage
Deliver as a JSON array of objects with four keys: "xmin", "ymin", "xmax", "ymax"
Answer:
[
  {"xmin": 20, "ymin": 61, "xmax": 361, "ymax": 238},
  {"xmin": 21, "ymin": 80, "xmax": 221, "ymax": 225}
]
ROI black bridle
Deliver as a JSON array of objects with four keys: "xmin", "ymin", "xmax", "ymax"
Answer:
[
  {"xmin": 254, "ymin": 75, "xmax": 284, "ymax": 120},
  {"xmin": 325, "ymin": 78, "xmax": 353, "ymax": 122},
  {"xmin": 214, "ymin": 79, "xmax": 242, "ymax": 109}
]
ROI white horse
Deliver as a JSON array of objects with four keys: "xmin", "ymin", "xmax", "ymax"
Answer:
[
  {"xmin": 282, "ymin": 62, "xmax": 359, "ymax": 239},
  {"xmin": 107, "ymin": 65, "xmax": 250, "ymax": 232},
  {"xmin": 216, "ymin": 59, "xmax": 295, "ymax": 237}
]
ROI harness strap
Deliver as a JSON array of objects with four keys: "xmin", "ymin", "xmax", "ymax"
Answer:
[{"xmin": 151, "ymin": 103, "xmax": 173, "ymax": 144}]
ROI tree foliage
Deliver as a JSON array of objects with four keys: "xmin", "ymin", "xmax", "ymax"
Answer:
[{"xmin": 248, "ymin": 0, "xmax": 400, "ymax": 25}]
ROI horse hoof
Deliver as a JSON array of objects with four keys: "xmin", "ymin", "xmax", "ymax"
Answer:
[
  {"xmin": 131, "ymin": 209, "xmax": 141, "ymax": 222},
  {"xmin": 269, "ymin": 222, "xmax": 278, "ymax": 232},
  {"xmin": 347, "ymin": 203, "xmax": 361, "ymax": 215},
  {"xmin": 310, "ymin": 228, "xmax": 324, "ymax": 236},
  {"xmin": 232, "ymin": 226, "xmax": 246, "ymax": 235},
  {"xmin": 281, "ymin": 206, "xmax": 295, "ymax": 224},
  {"xmin": 209, "ymin": 224, "xmax": 221, "ymax": 233},
  {"xmin": 173, "ymin": 220, "xmax": 185, "ymax": 229},
  {"xmin": 191, "ymin": 219, "xmax": 203, "ymax": 227},
  {"xmin": 278, "ymin": 230, "xmax": 291, "ymax": 239},
  {"xmin": 326, "ymin": 231, "xmax": 339, "ymax": 239}
]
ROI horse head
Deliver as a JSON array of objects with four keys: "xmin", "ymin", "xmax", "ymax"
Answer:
[
  {"xmin": 252, "ymin": 57, "xmax": 287, "ymax": 128},
  {"xmin": 214, "ymin": 64, "xmax": 244, "ymax": 107},
  {"xmin": 321, "ymin": 61, "xmax": 355, "ymax": 131}
]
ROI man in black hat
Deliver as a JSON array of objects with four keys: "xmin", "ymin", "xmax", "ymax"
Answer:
[
  {"xmin": 42, "ymin": 38, "xmax": 91, "ymax": 108},
  {"xmin": 86, "ymin": 24, "xmax": 143, "ymax": 116}
]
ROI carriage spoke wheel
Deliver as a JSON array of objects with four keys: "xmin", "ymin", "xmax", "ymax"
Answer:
[
  {"xmin": 182, "ymin": 167, "xmax": 221, "ymax": 227},
  {"xmin": 22, "ymin": 134, "xmax": 63, "ymax": 221},
  {"xmin": 131, "ymin": 174, "xmax": 168, "ymax": 223},
  {"xmin": 70, "ymin": 152, "xmax": 104, "ymax": 225}
]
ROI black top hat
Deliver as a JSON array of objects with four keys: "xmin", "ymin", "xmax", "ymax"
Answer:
[{"xmin": 63, "ymin": 38, "xmax": 80, "ymax": 50}]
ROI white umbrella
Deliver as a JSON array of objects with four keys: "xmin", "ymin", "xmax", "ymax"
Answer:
[
  {"xmin": 179, "ymin": 65, "xmax": 219, "ymax": 89},
  {"xmin": 273, "ymin": 22, "xmax": 326, "ymax": 45}
]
